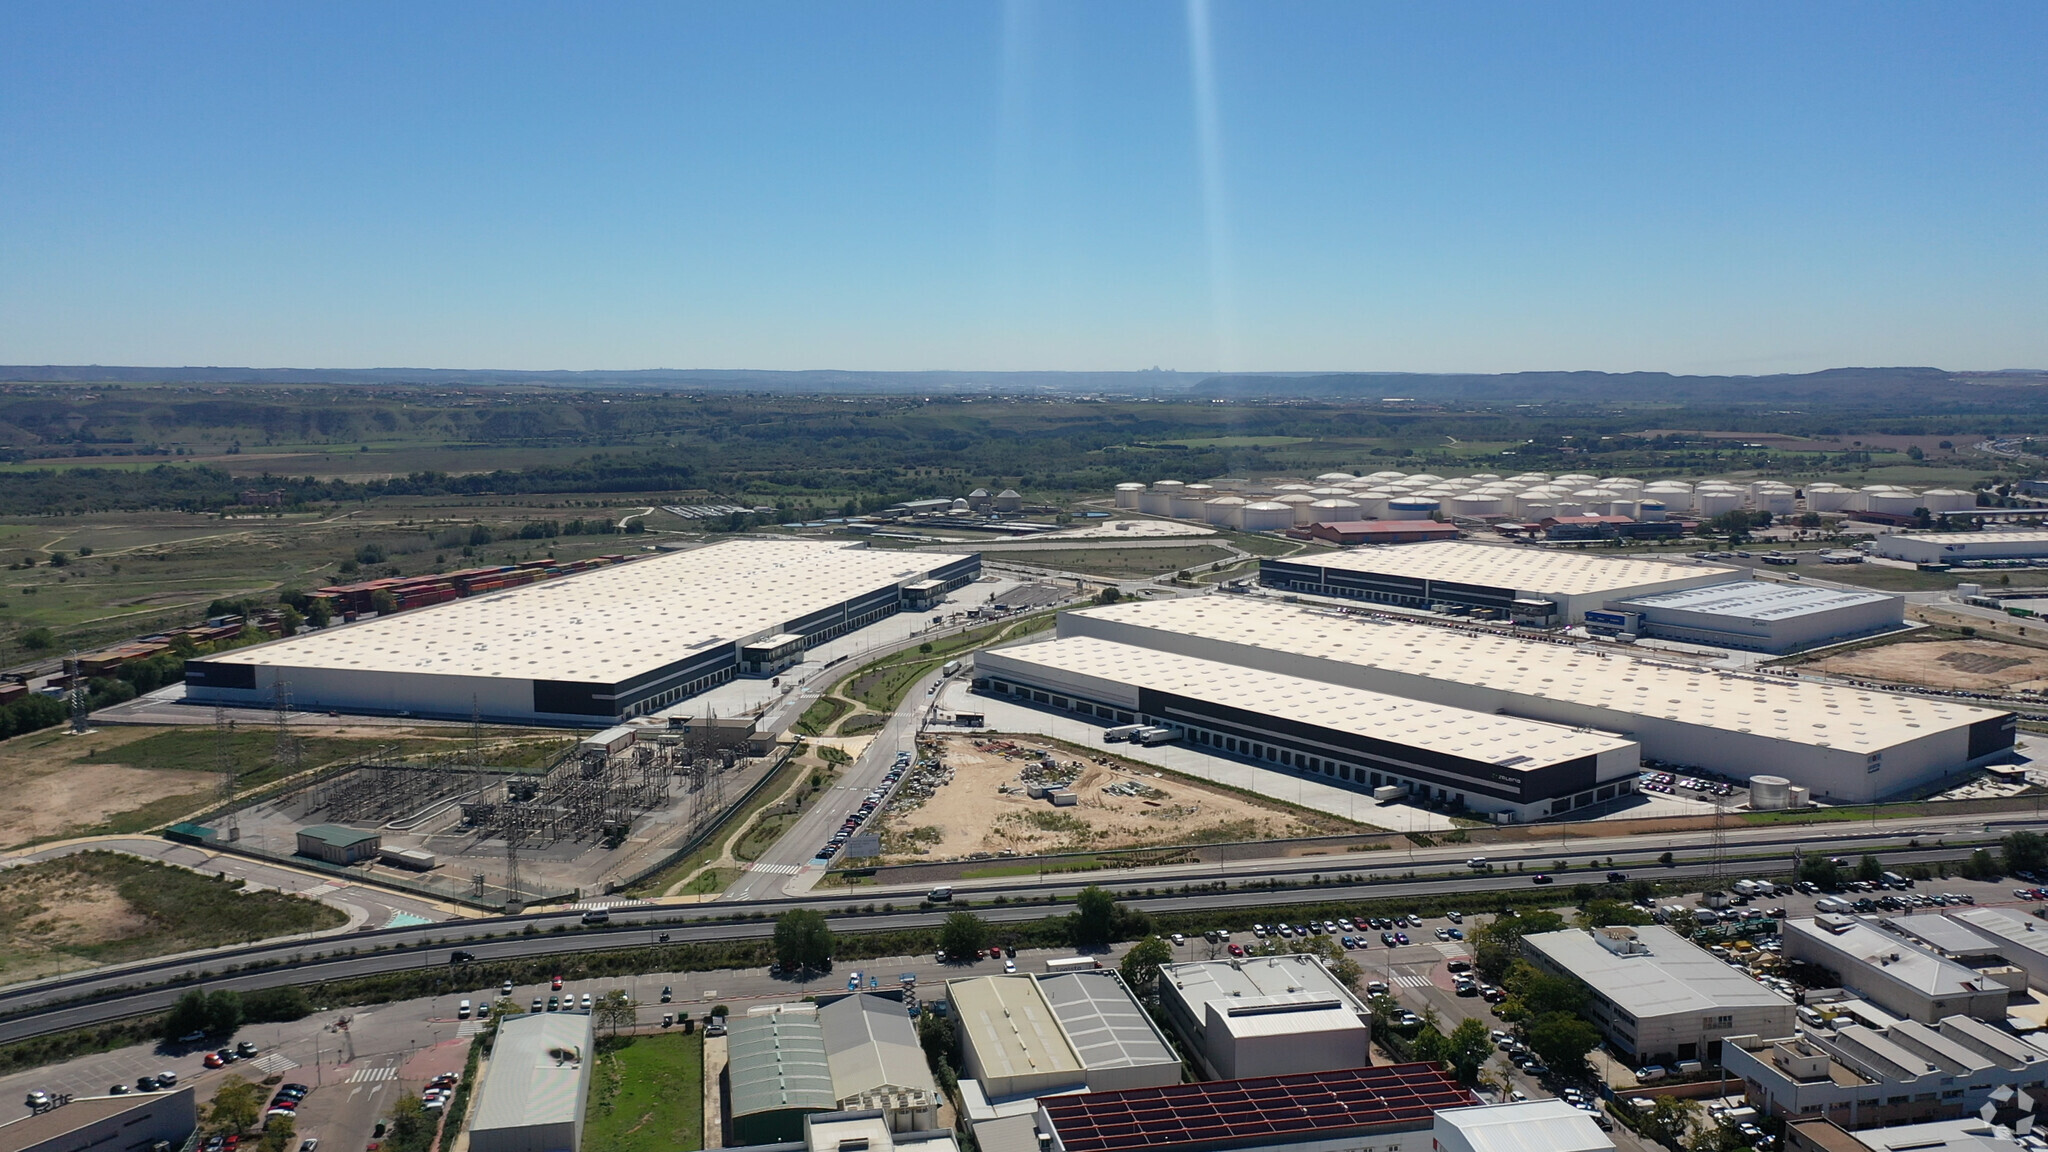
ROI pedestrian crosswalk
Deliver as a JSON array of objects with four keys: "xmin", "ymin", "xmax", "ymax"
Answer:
[
  {"xmin": 1391, "ymin": 975, "xmax": 1431, "ymax": 988},
  {"xmin": 576, "ymin": 898, "xmax": 651, "ymax": 910},
  {"xmin": 1433, "ymin": 943, "xmax": 1467, "ymax": 958},
  {"xmin": 250, "ymin": 1054, "xmax": 299, "ymax": 1075},
  {"xmin": 457, "ymin": 1021, "xmax": 485, "ymax": 1038},
  {"xmin": 346, "ymin": 1065, "xmax": 397, "ymax": 1083},
  {"xmin": 302, "ymin": 883, "xmax": 341, "ymax": 897},
  {"xmin": 747, "ymin": 862, "xmax": 803, "ymax": 875}
]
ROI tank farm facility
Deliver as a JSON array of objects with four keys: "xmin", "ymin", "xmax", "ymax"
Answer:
[{"xmin": 182, "ymin": 539, "xmax": 983, "ymax": 905}]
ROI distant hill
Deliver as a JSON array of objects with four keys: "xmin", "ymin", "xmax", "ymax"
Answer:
[
  {"xmin": 0, "ymin": 365, "xmax": 1212, "ymax": 394},
  {"xmin": 1185, "ymin": 367, "xmax": 2044, "ymax": 404}
]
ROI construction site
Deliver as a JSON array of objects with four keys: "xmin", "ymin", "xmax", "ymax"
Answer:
[
  {"xmin": 871, "ymin": 734, "xmax": 1363, "ymax": 864},
  {"xmin": 217, "ymin": 718, "xmax": 777, "ymax": 906}
]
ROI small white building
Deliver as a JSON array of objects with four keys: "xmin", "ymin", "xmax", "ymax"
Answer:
[
  {"xmin": 1433, "ymin": 1100, "xmax": 1614, "ymax": 1152},
  {"xmin": 1153, "ymin": 954, "xmax": 1372, "ymax": 1081},
  {"xmin": 468, "ymin": 1011, "xmax": 594, "ymax": 1152},
  {"xmin": 1521, "ymin": 925, "xmax": 1796, "ymax": 1063}
]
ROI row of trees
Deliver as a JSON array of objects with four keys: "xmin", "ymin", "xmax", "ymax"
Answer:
[
  {"xmin": 159, "ymin": 985, "xmax": 313, "ymax": 1042},
  {"xmin": 771, "ymin": 886, "xmax": 1152, "ymax": 974}
]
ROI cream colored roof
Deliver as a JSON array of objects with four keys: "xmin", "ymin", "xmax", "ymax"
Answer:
[
  {"xmin": 982, "ymin": 636, "xmax": 1631, "ymax": 768},
  {"xmin": 949, "ymin": 975, "xmax": 1085, "ymax": 1080},
  {"xmin": 1066, "ymin": 596, "xmax": 2003, "ymax": 752},
  {"xmin": 1891, "ymin": 531, "xmax": 2048, "ymax": 545},
  {"xmin": 205, "ymin": 539, "xmax": 974, "ymax": 682},
  {"xmin": 1292, "ymin": 540, "xmax": 1738, "ymax": 597}
]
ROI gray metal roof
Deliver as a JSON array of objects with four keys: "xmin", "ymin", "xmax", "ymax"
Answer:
[
  {"xmin": 1524, "ymin": 925, "xmax": 1793, "ymax": 1018},
  {"xmin": 1613, "ymin": 580, "xmax": 1896, "ymax": 620},
  {"xmin": 1038, "ymin": 971, "xmax": 1179, "ymax": 1071},
  {"xmin": 470, "ymin": 1012, "xmax": 593, "ymax": 1133},
  {"xmin": 818, "ymin": 994, "xmax": 935, "ymax": 1101},
  {"xmin": 297, "ymin": 823, "xmax": 378, "ymax": 847},
  {"xmin": 728, "ymin": 1007, "xmax": 836, "ymax": 1120}
]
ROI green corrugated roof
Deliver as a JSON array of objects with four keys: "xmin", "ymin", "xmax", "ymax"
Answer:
[
  {"xmin": 727, "ymin": 1008, "xmax": 836, "ymax": 1119},
  {"xmin": 297, "ymin": 824, "xmax": 379, "ymax": 847}
]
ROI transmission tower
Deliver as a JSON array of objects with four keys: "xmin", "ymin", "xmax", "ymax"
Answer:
[
  {"xmin": 1708, "ymin": 787, "xmax": 1729, "ymax": 888},
  {"xmin": 215, "ymin": 706, "xmax": 241, "ymax": 841},
  {"xmin": 271, "ymin": 681, "xmax": 301, "ymax": 777},
  {"xmin": 65, "ymin": 654, "xmax": 90, "ymax": 735}
]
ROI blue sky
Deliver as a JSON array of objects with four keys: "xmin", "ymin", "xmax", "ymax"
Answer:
[{"xmin": 2, "ymin": 2, "xmax": 2043, "ymax": 374}]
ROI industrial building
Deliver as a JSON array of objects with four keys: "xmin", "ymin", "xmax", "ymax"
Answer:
[
  {"xmin": 1871, "ymin": 532, "xmax": 2048, "ymax": 565},
  {"xmin": 1299, "ymin": 520, "xmax": 1461, "ymax": 546},
  {"xmin": 951, "ymin": 971, "xmax": 1180, "ymax": 1106},
  {"xmin": 1721, "ymin": 1015, "xmax": 2048, "ymax": 1128},
  {"xmin": 1595, "ymin": 582, "xmax": 1905, "ymax": 653},
  {"xmin": 1432, "ymin": 1100, "xmax": 1615, "ymax": 1152},
  {"xmin": 975, "ymin": 637, "xmax": 1641, "ymax": 821},
  {"xmin": 1258, "ymin": 540, "xmax": 1742, "ymax": 623},
  {"xmin": 1936, "ymin": 908, "xmax": 2048, "ymax": 992},
  {"xmin": 468, "ymin": 1011, "xmax": 593, "ymax": 1152},
  {"xmin": 1781, "ymin": 917, "xmax": 2016, "ymax": 1024},
  {"xmin": 1033, "ymin": 1064, "xmax": 1471, "ymax": 1152},
  {"xmin": 1789, "ymin": 1117, "xmax": 2023, "ymax": 1152},
  {"xmin": 1056, "ymin": 597, "xmax": 2015, "ymax": 804},
  {"xmin": 1153, "ymin": 954, "xmax": 1373, "ymax": 1082},
  {"xmin": 295, "ymin": 823, "xmax": 381, "ymax": 865},
  {"xmin": 728, "ymin": 1005, "xmax": 838, "ymax": 1145},
  {"xmin": 1521, "ymin": 926, "xmax": 1795, "ymax": 1063},
  {"xmin": 819, "ymin": 994, "xmax": 942, "ymax": 1133},
  {"xmin": 185, "ymin": 540, "xmax": 980, "ymax": 726},
  {"xmin": 0, "ymin": 1088, "xmax": 196, "ymax": 1152},
  {"xmin": 728, "ymin": 1111, "xmax": 964, "ymax": 1152}
]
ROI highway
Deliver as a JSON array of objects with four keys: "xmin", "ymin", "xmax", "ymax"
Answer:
[{"xmin": 0, "ymin": 816, "xmax": 2015, "ymax": 1044}]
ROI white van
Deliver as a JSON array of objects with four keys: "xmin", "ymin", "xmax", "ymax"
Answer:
[
  {"xmin": 1467, "ymin": 857, "xmax": 1490, "ymax": 870},
  {"xmin": 458, "ymin": 999, "xmax": 471, "ymax": 1019},
  {"xmin": 1814, "ymin": 897, "xmax": 1853, "ymax": 914}
]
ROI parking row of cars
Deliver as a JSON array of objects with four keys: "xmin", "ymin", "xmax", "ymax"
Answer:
[
  {"xmin": 263, "ymin": 1082, "xmax": 309, "ymax": 1121},
  {"xmin": 1638, "ymin": 771, "xmax": 1737, "ymax": 798},
  {"xmin": 817, "ymin": 749, "xmax": 912, "ymax": 861}
]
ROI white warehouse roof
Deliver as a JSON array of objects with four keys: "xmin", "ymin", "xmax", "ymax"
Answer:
[
  {"xmin": 202, "ymin": 539, "xmax": 975, "ymax": 682},
  {"xmin": 470, "ymin": 1011, "xmax": 593, "ymax": 1135},
  {"xmin": 1523, "ymin": 926, "xmax": 1791, "ymax": 1020},
  {"xmin": 1296, "ymin": 540, "xmax": 1740, "ymax": 598},
  {"xmin": 979, "ymin": 636, "xmax": 1633, "ymax": 770},
  {"xmin": 1612, "ymin": 581, "xmax": 1898, "ymax": 621},
  {"xmin": 1062, "ymin": 597, "xmax": 2001, "ymax": 757},
  {"xmin": 1434, "ymin": 1100, "xmax": 1615, "ymax": 1152}
]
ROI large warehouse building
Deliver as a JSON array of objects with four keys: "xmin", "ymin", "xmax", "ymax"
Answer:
[
  {"xmin": 976, "ymin": 637, "xmax": 1641, "ymax": 821},
  {"xmin": 1154, "ymin": 954, "xmax": 1373, "ymax": 1081},
  {"xmin": 1598, "ymin": 581, "xmax": 1905, "ymax": 653},
  {"xmin": 185, "ymin": 540, "xmax": 980, "ymax": 726},
  {"xmin": 1259, "ymin": 540, "xmax": 1742, "ymax": 623},
  {"xmin": 1870, "ymin": 531, "xmax": 2048, "ymax": 565},
  {"xmin": 1055, "ymin": 597, "xmax": 2014, "ymax": 804}
]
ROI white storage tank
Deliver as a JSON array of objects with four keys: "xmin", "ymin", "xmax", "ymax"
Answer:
[
  {"xmin": 1860, "ymin": 487, "xmax": 1919, "ymax": 516},
  {"xmin": 1367, "ymin": 470, "xmax": 1409, "ymax": 483},
  {"xmin": 1237, "ymin": 500, "xmax": 1293, "ymax": 532},
  {"xmin": 1307, "ymin": 487, "xmax": 1355, "ymax": 498},
  {"xmin": 1274, "ymin": 493, "xmax": 1320, "ymax": 525},
  {"xmin": 1114, "ymin": 482, "xmax": 1146, "ymax": 509},
  {"xmin": 1554, "ymin": 473, "xmax": 1597, "ymax": 486},
  {"xmin": 1308, "ymin": 498, "xmax": 1361, "ymax": 522},
  {"xmin": 1804, "ymin": 483, "xmax": 1851, "ymax": 512},
  {"xmin": 1467, "ymin": 473, "xmax": 1502, "ymax": 483},
  {"xmin": 1749, "ymin": 775, "xmax": 1792, "ymax": 811},
  {"xmin": 1203, "ymin": 495, "xmax": 1248, "ymax": 526},
  {"xmin": 1144, "ymin": 480, "xmax": 1183, "ymax": 515},
  {"xmin": 1450, "ymin": 493, "xmax": 1505, "ymax": 519},
  {"xmin": 1385, "ymin": 497, "xmax": 1438, "ymax": 521},
  {"xmin": 1272, "ymin": 482, "xmax": 1315, "ymax": 493},
  {"xmin": 1405, "ymin": 473, "xmax": 1445, "ymax": 485},
  {"xmin": 1696, "ymin": 489, "xmax": 1743, "ymax": 516},
  {"xmin": 1600, "ymin": 478, "xmax": 1645, "ymax": 493},
  {"xmin": 1351, "ymin": 489, "xmax": 1395, "ymax": 518},
  {"xmin": 1921, "ymin": 488, "xmax": 1976, "ymax": 513},
  {"xmin": 1517, "ymin": 502, "xmax": 1557, "ymax": 522},
  {"xmin": 1316, "ymin": 472, "xmax": 1358, "ymax": 483},
  {"xmin": 1638, "ymin": 500, "xmax": 1668, "ymax": 522},
  {"xmin": 1509, "ymin": 473, "xmax": 1552, "ymax": 484},
  {"xmin": 1439, "ymin": 477, "xmax": 1481, "ymax": 492},
  {"xmin": 1759, "ymin": 491, "xmax": 1796, "ymax": 516}
]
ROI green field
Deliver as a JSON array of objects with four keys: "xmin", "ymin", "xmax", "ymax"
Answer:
[
  {"xmin": 793, "ymin": 695, "xmax": 851, "ymax": 737},
  {"xmin": 1002, "ymin": 544, "xmax": 1236, "ymax": 578},
  {"xmin": 583, "ymin": 1032, "xmax": 704, "ymax": 1152},
  {"xmin": 0, "ymin": 851, "xmax": 347, "ymax": 981}
]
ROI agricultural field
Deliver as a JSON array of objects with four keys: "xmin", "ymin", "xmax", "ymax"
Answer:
[
  {"xmin": 874, "ymin": 735, "xmax": 1361, "ymax": 863},
  {"xmin": 583, "ymin": 1032, "xmax": 704, "ymax": 1152},
  {"xmin": 0, "ymin": 851, "xmax": 346, "ymax": 982}
]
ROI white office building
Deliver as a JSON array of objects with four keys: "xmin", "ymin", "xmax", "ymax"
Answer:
[
  {"xmin": 1522, "ymin": 925, "xmax": 1796, "ymax": 1064},
  {"xmin": 1781, "ymin": 917, "xmax": 2015, "ymax": 1024},
  {"xmin": 1153, "ymin": 954, "xmax": 1373, "ymax": 1081}
]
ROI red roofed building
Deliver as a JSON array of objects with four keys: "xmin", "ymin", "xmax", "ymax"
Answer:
[
  {"xmin": 1300, "ymin": 520, "xmax": 1461, "ymax": 546},
  {"xmin": 1035, "ymin": 1063, "xmax": 1473, "ymax": 1152}
]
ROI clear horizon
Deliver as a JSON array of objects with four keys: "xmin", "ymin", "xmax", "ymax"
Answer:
[{"xmin": 3, "ymin": 3, "xmax": 2044, "ymax": 375}]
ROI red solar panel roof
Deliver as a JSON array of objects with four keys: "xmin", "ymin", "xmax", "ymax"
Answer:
[{"xmin": 1042, "ymin": 1063, "xmax": 1473, "ymax": 1152}]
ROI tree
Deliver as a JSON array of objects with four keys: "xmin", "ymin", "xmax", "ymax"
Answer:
[
  {"xmin": 1502, "ymin": 962, "xmax": 1587, "ymax": 1022},
  {"xmin": 203, "ymin": 989, "xmax": 244, "ymax": 1035},
  {"xmin": 1577, "ymin": 899, "xmax": 1653, "ymax": 929},
  {"xmin": 916, "ymin": 1007, "xmax": 954, "ymax": 1067},
  {"xmin": 204, "ymin": 1075, "xmax": 263, "ymax": 1135},
  {"xmin": 162, "ymin": 988, "xmax": 212, "ymax": 1041},
  {"xmin": 369, "ymin": 589, "xmax": 398, "ymax": 615},
  {"xmin": 1095, "ymin": 586, "xmax": 1123, "ymax": 605},
  {"xmin": 1524, "ymin": 1012, "xmax": 1601, "ymax": 1074},
  {"xmin": 1640, "ymin": 1095, "xmax": 1701, "ymax": 1149},
  {"xmin": 595, "ymin": 990, "xmax": 637, "ymax": 1037},
  {"xmin": 773, "ymin": 908, "xmax": 834, "ymax": 972},
  {"xmin": 2006, "ymin": 830, "xmax": 2048, "ymax": 876},
  {"xmin": 304, "ymin": 597, "xmax": 333, "ymax": 628},
  {"xmin": 1118, "ymin": 935, "xmax": 1174, "ymax": 998},
  {"xmin": 1470, "ymin": 909, "xmax": 1567, "ymax": 983},
  {"xmin": 19, "ymin": 627, "xmax": 54, "ymax": 651},
  {"xmin": 1799, "ymin": 856, "xmax": 1842, "ymax": 890},
  {"xmin": 1441, "ymin": 1017, "xmax": 1493, "ymax": 1083},
  {"xmin": 257, "ymin": 1113, "xmax": 296, "ymax": 1152},
  {"xmin": 385, "ymin": 1093, "xmax": 435, "ymax": 1152},
  {"xmin": 1070, "ymin": 885, "xmax": 1118, "ymax": 948},
  {"xmin": 277, "ymin": 605, "xmax": 303, "ymax": 637},
  {"xmin": 356, "ymin": 543, "xmax": 387, "ymax": 565},
  {"xmin": 1961, "ymin": 848, "xmax": 2000, "ymax": 881},
  {"xmin": 1857, "ymin": 854, "xmax": 1883, "ymax": 884},
  {"xmin": 940, "ymin": 911, "xmax": 990, "ymax": 961}
]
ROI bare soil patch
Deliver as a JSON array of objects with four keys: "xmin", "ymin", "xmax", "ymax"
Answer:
[
  {"xmin": 0, "ymin": 727, "xmax": 214, "ymax": 848},
  {"xmin": 878, "ymin": 735, "xmax": 1344, "ymax": 862},
  {"xmin": 1806, "ymin": 637, "xmax": 2048, "ymax": 691}
]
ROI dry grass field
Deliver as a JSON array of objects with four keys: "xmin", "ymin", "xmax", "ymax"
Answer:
[{"xmin": 1805, "ymin": 637, "xmax": 2048, "ymax": 691}]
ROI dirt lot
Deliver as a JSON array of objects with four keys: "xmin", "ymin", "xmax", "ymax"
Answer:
[
  {"xmin": 878, "ymin": 735, "xmax": 1347, "ymax": 861},
  {"xmin": 1804, "ymin": 637, "xmax": 2048, "ymax": 691},
  {"xmin": 0, "ymin": 726, "xmax": 215, "ymax": 848}
]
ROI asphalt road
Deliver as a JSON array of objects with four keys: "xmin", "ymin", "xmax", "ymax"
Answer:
[{"xmin": 0, "ymin": 832, "xmax": 1997, "ymax": 1045}]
